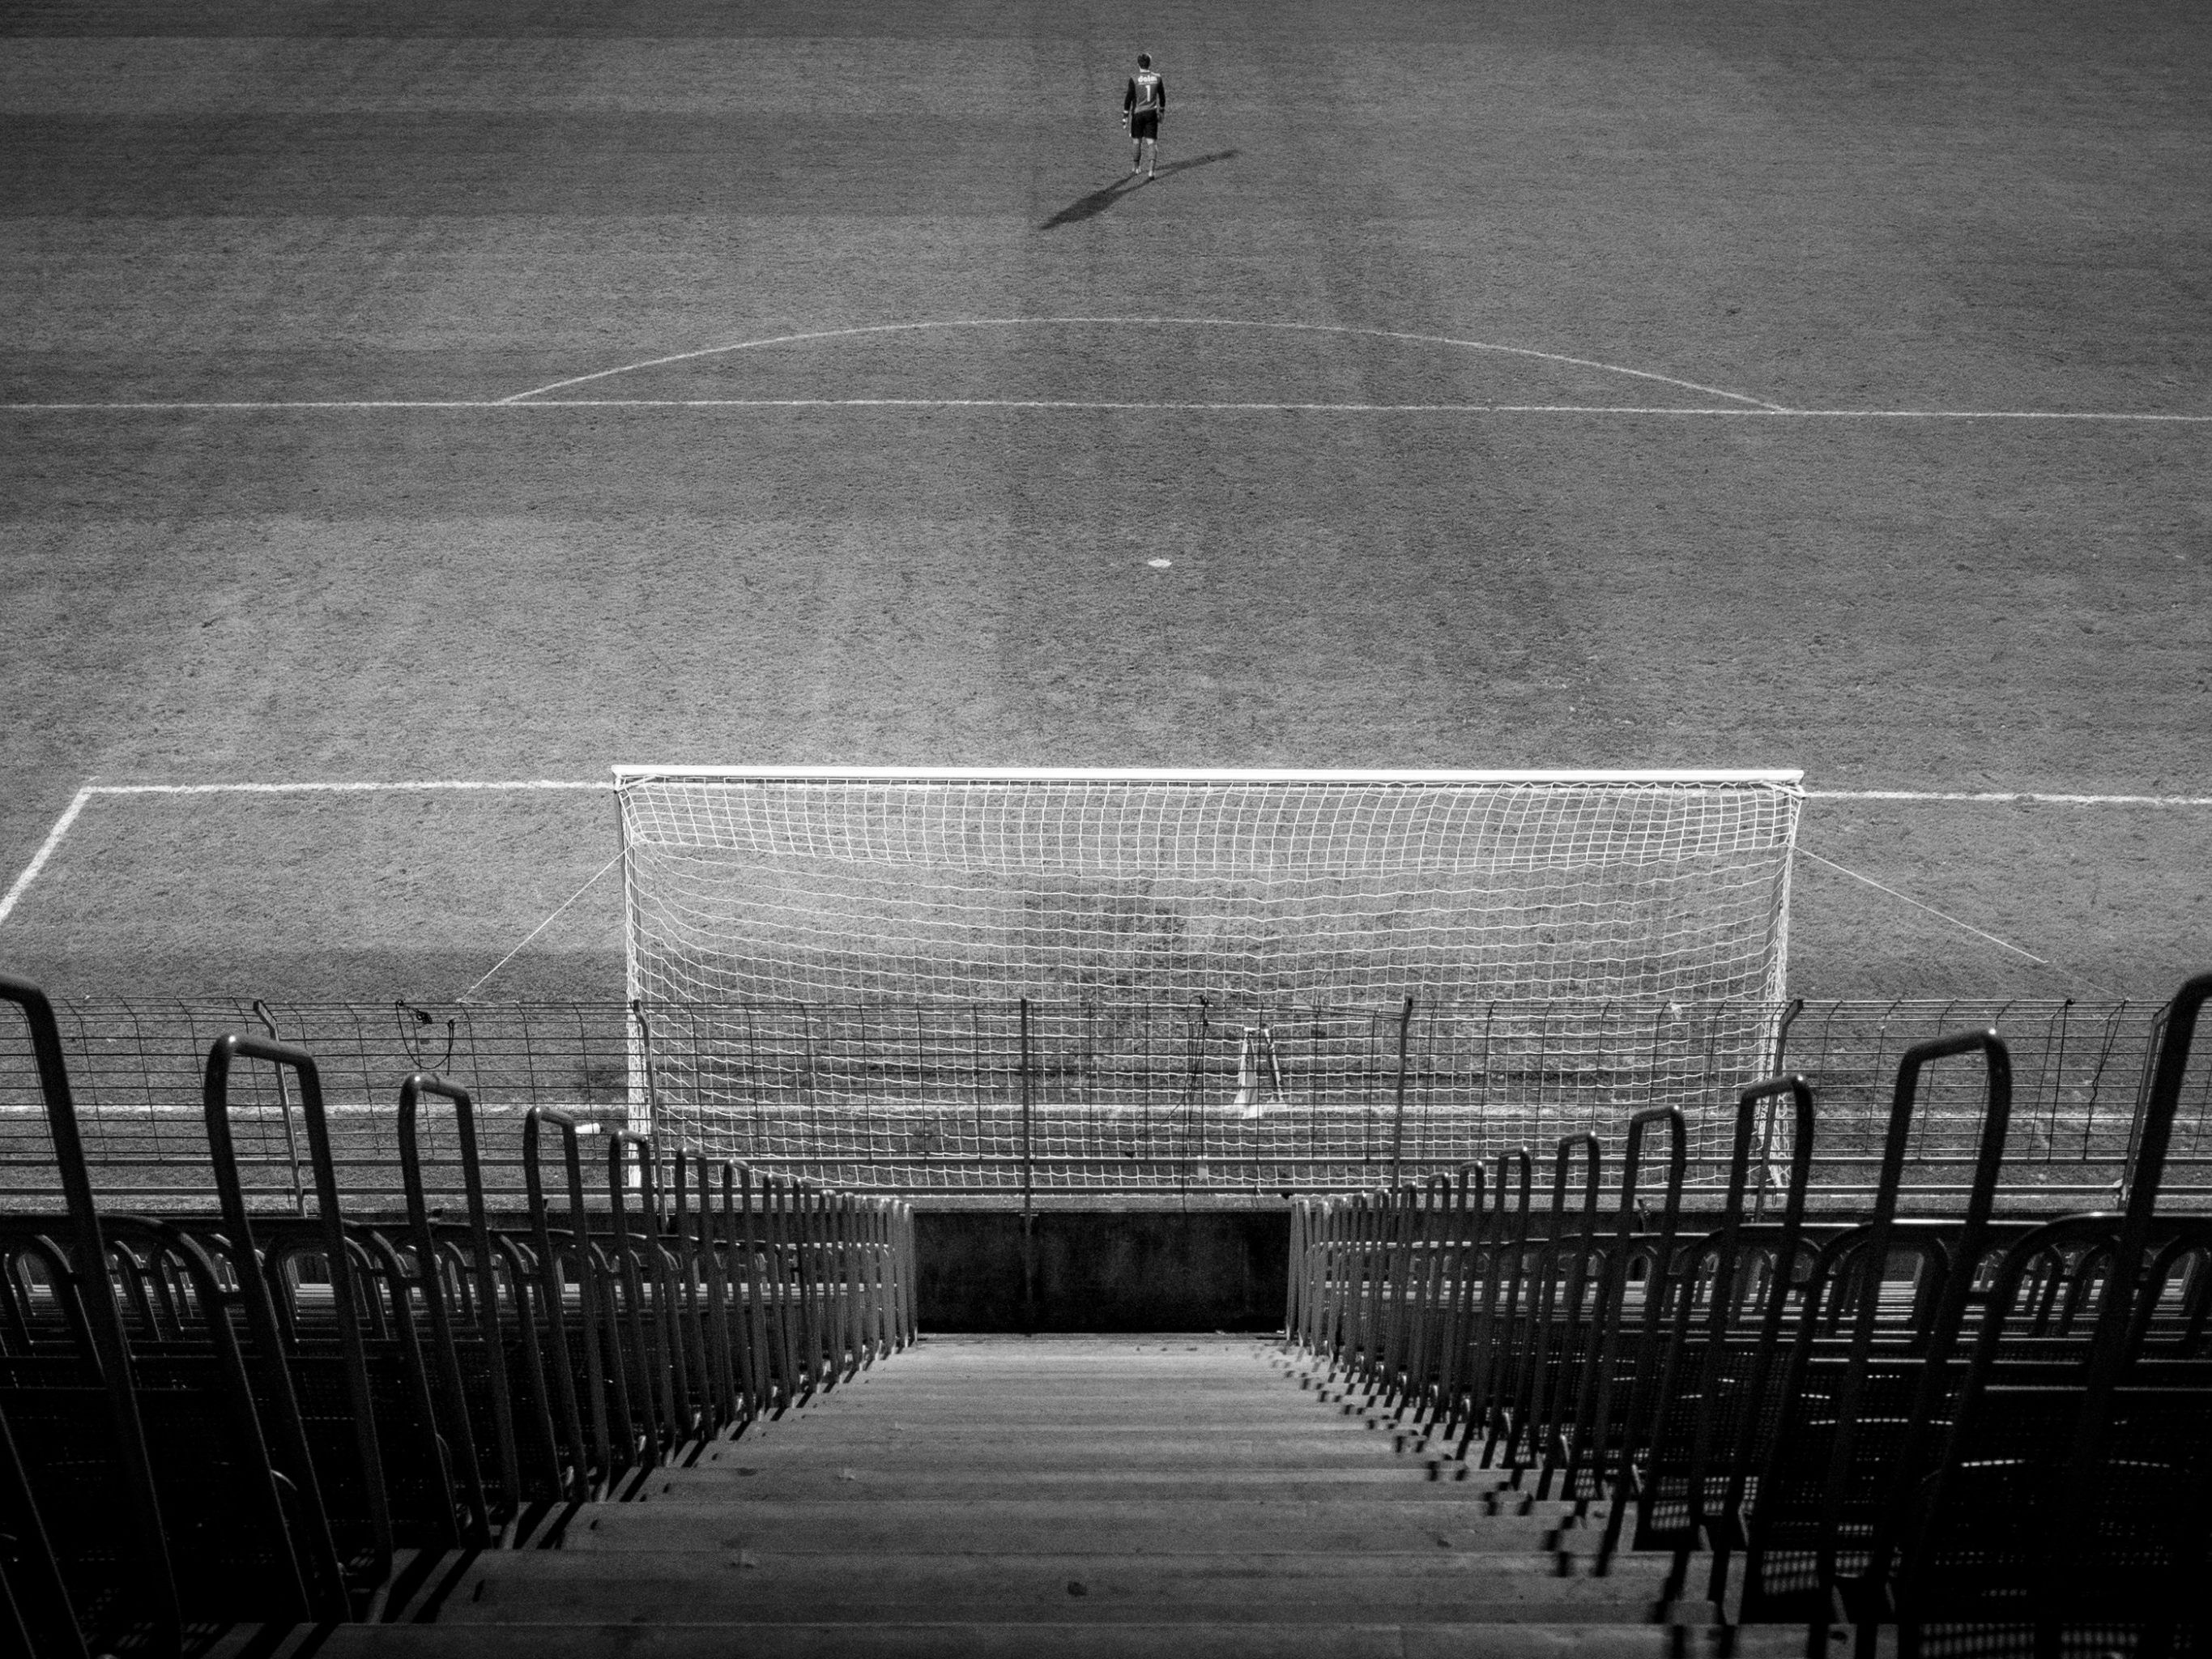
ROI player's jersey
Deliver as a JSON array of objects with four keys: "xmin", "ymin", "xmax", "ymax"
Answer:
[{"xmin": 1124, "ymin": 70, "xmax": 1166, "ymax": 115}]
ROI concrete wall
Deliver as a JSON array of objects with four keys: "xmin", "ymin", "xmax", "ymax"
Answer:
[{"xmin": 914, "ymin": 1210, "xmax": 1290, "ymax": 1333}]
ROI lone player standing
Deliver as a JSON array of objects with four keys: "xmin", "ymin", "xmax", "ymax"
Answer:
[{"xmin": 1123, "ymin": 53, "xmax": 1166, "ymax": 181}]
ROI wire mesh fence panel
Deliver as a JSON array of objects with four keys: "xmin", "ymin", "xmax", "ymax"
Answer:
[
  {"xmin": 0, "ymin": 1000, "xmax": 633, "ymax": 1217},
  {"xmin": 1771, "ymin": 998, "xmax": 2207, "ymax": 1211},
  {"xmin": 2146, "ymin": 991, "xmax": 2212, "ymax": 1201},
  {"xmin": 2, "ymin": 998, "xmax": 296, "ymax": 1213},
  {"xmin": 641, "ymin": 998, "xmax": 1780, "ymax": 1193},
  {"xmin": 1, "ymin": 996, "xmax": 2203, "ymax": 1212}
]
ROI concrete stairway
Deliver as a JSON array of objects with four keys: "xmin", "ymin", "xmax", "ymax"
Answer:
[{"xmin": 321, "ymin": 1334, "xmax": 1781, "ymax": 1657}]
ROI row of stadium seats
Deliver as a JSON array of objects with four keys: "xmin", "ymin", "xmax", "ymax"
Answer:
[
  {"xmin": 0, "ymin": 972, "xmax": 918, "ymax": 1659},
  {"xmin": 1288, "ymin": 972, "xmax": 2212, "ymax": 1654}
]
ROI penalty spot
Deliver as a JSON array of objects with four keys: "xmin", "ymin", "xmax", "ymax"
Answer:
[{"xmin": 1148, "ymin": 558, "xmax": 1172, "ymax": 569}]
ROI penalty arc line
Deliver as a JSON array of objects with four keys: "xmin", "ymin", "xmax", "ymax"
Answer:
[{"xmin": 491, "ymin": 316, "xmax": 1789, "ymax": 410}]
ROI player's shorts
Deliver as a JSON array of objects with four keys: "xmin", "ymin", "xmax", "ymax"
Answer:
[{"xmin": 1129, "ymin": 109, "xmax": 1160, "ymax": 139}]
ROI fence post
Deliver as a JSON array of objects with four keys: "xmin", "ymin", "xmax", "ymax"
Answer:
[
  {"xmin": 1020, "ymin": 998, "xmax": 1034, "ymax": 1209},
  {"xmin": 624, "ymin": 1000, "xmax": 661, "ymax": 1194},
  {"xmin": 252, "ymin": 998, "xmax": 309, "ymax": 1217},
  {"xmin": 1019, "ymin": 997, "xmax": 1038, "ymax": 1333},
  {"xmin": 1751, "ymin": 996, "xmax": 1805, "ymax": 1219},
  {"xmin": 1390, "ymin": 995, "xmax": 1416, "ymax": 1186}
]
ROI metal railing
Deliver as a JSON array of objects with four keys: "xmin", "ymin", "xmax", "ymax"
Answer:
[
  {"xmin": 2, "ymin": 995, "xmax": 2205, "ymax": 1211},
  {"xmin": 1286, "ymin": 980, "xmax": 2212, "ymax": 1649},
  {"xmin": 0, "ymin": 972, "xmax": 916, "ymax": 1655}
]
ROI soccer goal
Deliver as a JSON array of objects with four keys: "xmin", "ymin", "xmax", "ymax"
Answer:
[{"xmin": 613, "ymin": 767, "xmax": 1802, "ymax": 1193}]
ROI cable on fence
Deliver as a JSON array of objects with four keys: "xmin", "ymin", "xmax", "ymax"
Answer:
[
  {"xmin": 454, "ymin": 848, "xmax": 627, "ymax": 1003},
  {"xmin": 1797, "ymin": 847, "xmax": 2125, "ymax": 998}
]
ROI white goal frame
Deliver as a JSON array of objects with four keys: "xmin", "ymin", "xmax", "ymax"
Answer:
[{"xmin": 610, "ymin": 766, "xmax": 1805, "ymax": 1178}]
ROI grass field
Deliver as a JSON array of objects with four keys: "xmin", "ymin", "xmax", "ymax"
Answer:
[{"xmin": 2, "ymin": 0, "xmax": 2208, "ymax": 1012}]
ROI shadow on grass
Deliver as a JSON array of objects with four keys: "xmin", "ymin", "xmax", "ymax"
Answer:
[{"xmin": 1038, "ymin": 149, "xmax": 1241, "ymax": 228}]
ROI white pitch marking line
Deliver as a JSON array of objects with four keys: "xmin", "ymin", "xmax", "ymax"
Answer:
[
  {"xmin": 0, "ymin": 778, "xmax": 611, "ymax": 930},
  {"xmin": 0, "ymin": 787, "xmax": 94, "ymax": 928},
  {"xmin": 1806, "ymin": 790, "xmax": 2212, "ymax": 806},
  {"xmin": 79, "ymin": 779, "xmax": 613, "ymax": 796},
  {"xmin": 6, "ymin": 398, "xmax": 2211, "ymax": 422},
  {"xmin": 5, "ymin": 776, "xmax": 2207, "ymax": 932},
  {"xmin": 1784, "ymin": 410, "xmax": 2212, "ymax": 424},
  {"xmin": 493, "ymin": 316, "xmax": 1788, "ymax": 409},
  {"xmin": 0, "ymin": 1102, "xmax": 600, "ymax": 1116},
  {"xmin": 1, "ymin": 400, "xmax": 497, "ymax": 412}
]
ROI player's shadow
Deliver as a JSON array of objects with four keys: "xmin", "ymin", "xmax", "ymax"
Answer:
[{"xmin": 1038, "ymin": 150, "xmax": 1240, "ymax": 229}]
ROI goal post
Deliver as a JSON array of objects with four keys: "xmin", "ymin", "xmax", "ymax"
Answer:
[{"xmin": 612, "ymin": 766, "xmax": 1803, "ymax": 1188}]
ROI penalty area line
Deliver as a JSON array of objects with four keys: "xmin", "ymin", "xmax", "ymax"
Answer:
[
  {"xmin": 1805, "ymin": 789, "xmax": 2212, "ymax": 807},
  {"xmin": 4, "ymin": 397, "xmax": 2212, "ymax": 422},
  {"xmin": 79, "ymin": 778, "xmax": 613, "ymax": 797},
  {"xmin": 0, "ymin": 787, "xmax": 94, "ymax": 928},
  {"xmin": 0, "ymin": 778, "xmax": 612, "ymax": 929},
  {"xmin": 4, "ymin": 774, "xmax": 2207, "ymax": 933}
]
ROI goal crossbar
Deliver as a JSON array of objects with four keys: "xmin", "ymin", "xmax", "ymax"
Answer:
[{"xmin": 613, "ymin": 766, "xmax": 1805, "ymax": 786}]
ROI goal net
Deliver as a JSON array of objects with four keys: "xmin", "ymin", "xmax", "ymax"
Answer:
[{"xmin": 616, "ymin": 767, "xmax": 1802, "ymax": 1192}]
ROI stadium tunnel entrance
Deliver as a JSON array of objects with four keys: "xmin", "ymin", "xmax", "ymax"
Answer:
[{"xmin": 916, "ymin": 1207, "xmax": 1289, "ymax": 1333}]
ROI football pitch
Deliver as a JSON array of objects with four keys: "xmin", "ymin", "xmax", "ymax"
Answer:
[{"xmin": 2, "ymin": 0, "xmax": 2208, "ymax": 1009}]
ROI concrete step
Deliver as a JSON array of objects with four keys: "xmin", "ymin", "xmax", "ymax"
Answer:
[
  {"xmin": 846, "ymin": 1370, "xmax": 1296, "ymax": 1381},
  {"xmin": 899, "ymin": 1338, "xmax": 1280, "ymax": 1351},
  {"xmin": 442, "ymin": 1550, "xmax": 1681, "ymax": 1625},
  {"xmin": 722, "ymin": 1423, "xmax": 1447, "ymax": 1448},
  {"xmin": 640, "ymin": 1467, "xmax": 1548, "ymax": 1503},
  {"xmin": 663, "ymin": 1441, "xmax": 1453, "ymax": 1473},
  {"xmin": 778, "ymin": 1397, "xmax": 1433, "ymax": 1424},
  {"xmin": 831, "ymin": 1354, "xmax": 1286, "ymax": 1368},
  {"xmin": 833, "ymin": 1354, "xmax": 1281, "ymax": 1363},
  {"xmin": 563, "ymin": 1498, "xmax": 1606, "ymax": 1555},
  {"xmin": 790, "ymin": 1388, "xmax": 1347, "ymax": 1408},
  {"xmin": 744, "ymin": 1423, "xmax": 1470, "ymax": 1452},
  {"xmin": 789, "ymin": 1385, "xmax": 1407, "ymax": 1405},
  {"xmin": 752, "ymin": 1414, "xmax": 1395, "ymax": 1435},
  {"xmin": 789, "ymin": 1388, "xmax": 1430, "ymax": 1415},
  {"xmin": 307, "ymin": 1622, "xmax": 1806, "ymax": 1659},
  {"xmin": 356, "ymin": 1333, "xmax": 1689, "ymax": 1642},
  {"xmin": 736, "ymin": 1427, "xmax": 1465, "ymax": 1454},
  {"xmin": 747, "ymin": 1401, "xmax": 1416, "ymax": 1422},
  {"xmin": 848, "ymin": 1373, "xmax": 1303, "ymax": 1380},
  {"xmin": 866, "ymin": 1356, "xmax": 1285, "ymax": 1373}
]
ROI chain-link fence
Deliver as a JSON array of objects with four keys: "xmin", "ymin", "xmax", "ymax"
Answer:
[{"xmin": 1, "ymin": 996, "xmax": 2203, "ymax": 1213}]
